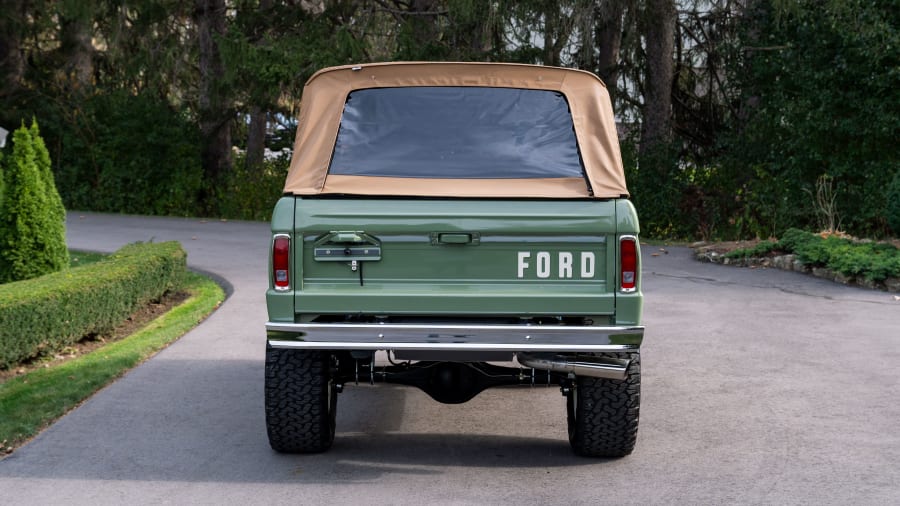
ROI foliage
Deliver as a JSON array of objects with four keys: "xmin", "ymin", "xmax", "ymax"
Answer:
[
  {"xmin": 728, "ymin": 228, "xmax": 900, "ymax": 283},
  {"xmin": 0, "ymin": 271, "xmax": 223, "ymax": 452},
  {"xmin": 626, "ymin": 141, "xmax": 689, "ymax": 238},
  {"xmin": 724, "ymin": 240, "xmax": 778, "ymax": 260},
  {"xmin": 0, "ymin": 1, "xmax": 896, "ymax": 240},
  {"xmin": 725, "ymin": 1, "xmax": 900, "ymax": 237},
  {"xmin": 0, "ymin": 151, "xmax": 4, "ymax": 210},
  {"xmin": 69, "ymin": 250, "xmax": 107, "ymax": 267},
  {"xmin": 0, "ymin": 241, "xmax": 187, "ymax": 369},
  {"xmin": 887, "ymin": 172, "xmax": 900, "ymax": 235},
  {"xmin": 221, "ymin": 1, "xmax": 366, "ymax": 107},
  {"xmin": 0, "ymin": 121, "xmax": 69, "ymax": 283},
  {"xmin": 215, "ymin": 152, "xmax": 290, "ymax": 221},
  {"xmin": 46, "ymin": 90, "xmax": 203, "ymax": 216}
]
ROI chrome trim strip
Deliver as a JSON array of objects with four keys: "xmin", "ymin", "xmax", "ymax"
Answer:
[
  {"xmin": 268, "ymin": 340, "xmax": 639, "ymax": 353},
  {"xmin": 266, "ymin": 322, "xmax": 642, "ymax": 350}
]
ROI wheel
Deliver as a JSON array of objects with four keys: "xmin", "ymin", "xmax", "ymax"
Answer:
[
  {"xmin": 567, "ymin": 352, "xmax": 640, "ymax": 457},
  {"xmin": 264, "ymin": 346, "xmax": 337, "ymax": 453}
]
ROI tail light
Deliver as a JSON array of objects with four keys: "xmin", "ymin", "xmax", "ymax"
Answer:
[
  {"xmin": 272, "ymin": 234, "xmax": 291, "ymax": 291},
  {"xmin": 620, "ymin": 236, "xmax": 638, "ymax": 292}
]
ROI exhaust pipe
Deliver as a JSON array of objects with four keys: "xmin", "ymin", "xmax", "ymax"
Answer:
[{"xmin": 516, "ymin": 353, "xmax": 630, "ymax": 380}]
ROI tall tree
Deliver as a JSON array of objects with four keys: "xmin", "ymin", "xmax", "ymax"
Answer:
[
  {"xmin": 639, "ymin": 0, "xmax": 675, "ymax": 157},
  {"xmin": 0, "ymin": 0, "xmax": 27, "ymax": 98},
  {"xmin": 595, "ymin": 0, "xmax": 628, "ymax": 104},
  {"xmin": 194, "ymin": 0, "xmax": 231, "ymax": 203},
  {"xmin": 58, "ymin": 0, "xmax": 96, "ymax": 93},
  {"xmin": 243, "ymin": 0, "xmax": 274, "ymax": 173}
]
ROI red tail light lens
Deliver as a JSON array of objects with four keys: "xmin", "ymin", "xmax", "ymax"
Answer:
[
  {"xmin": 272, "ymin": 234, "xmax": 290, "ymax": 290},
  {"xmin": 620, "ymin": 236, "xmax": 638, "ymax": 292}
]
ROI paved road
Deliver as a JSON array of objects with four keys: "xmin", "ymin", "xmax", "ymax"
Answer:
[{"xmin": 2, "ymin": 212, "xmax": 899, "ymax": 504}]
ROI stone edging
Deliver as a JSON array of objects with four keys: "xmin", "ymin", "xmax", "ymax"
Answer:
[{"xmin": 694, "ymin": 248, "xmax": 900, "ymax": 293}]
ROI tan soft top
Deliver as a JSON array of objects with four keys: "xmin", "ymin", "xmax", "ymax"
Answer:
[{"xmin": 284, "ymin": 62, "xmax": 628, "ymax": 198}]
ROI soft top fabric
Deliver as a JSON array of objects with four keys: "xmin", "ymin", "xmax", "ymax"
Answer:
[{"xmin": 283, "ymin": 62, "xmax": 628, "ymax": 198}]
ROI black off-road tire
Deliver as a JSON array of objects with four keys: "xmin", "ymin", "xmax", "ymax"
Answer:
[
  {"xmin": 265, "ymin": 346, "xmax": 337, "ymax": 453},
  {"xmin": 567, "ymin": 352, "xmax": 640, "ymax": 458}
]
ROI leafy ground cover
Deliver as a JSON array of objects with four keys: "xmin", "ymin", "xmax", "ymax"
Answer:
[
  {"xmin": 695, "ymin": 229, "xmax": 900, "ymax": 291},
  {"xmin": 0, "ymin": 271, "xmax": 224, "ymax": 455}
]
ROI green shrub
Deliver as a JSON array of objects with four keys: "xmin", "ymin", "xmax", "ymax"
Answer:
[
  {"xmin": 48, "ymin": 90, "xmax": 203, "ymax": 216},
  {"xmin": 887, "ymin": 172, "xmax": 900, "ymax": 235},
  {"xmin": 0, "ymin": 121, "xmax": 69, "ymax": 283},
  {"xmin": 776, "ymin": 228, "xmax": 813, "ymax": 252},
  {"xmin": 774, "ymin": 228, "xmax": 900, "ymax": 282},
  {"xmin": 724, "ymin": 240, "xmax": 779, "ymax": 259},
  {"xmin": 0, "ymin": 241, "xmax": 187, "ymax": 369},
  {"xmin": 214, "ymin": 152, "xmax": 289, "ymax": 221}
]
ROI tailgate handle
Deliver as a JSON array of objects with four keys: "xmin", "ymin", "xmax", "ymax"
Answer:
[{"xmin": 436, "ymin": 233, "xmax": 476, "ymax": 245}]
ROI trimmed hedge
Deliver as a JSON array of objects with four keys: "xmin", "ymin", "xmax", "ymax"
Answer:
[{"xmin": 0, "ymin": 241, "xmax": 187, "ymax": 369}]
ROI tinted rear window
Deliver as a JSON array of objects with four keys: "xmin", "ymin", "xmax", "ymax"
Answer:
[{"xmin": 328, "ymin": 87, "xmax": 584, "ymax": 179}]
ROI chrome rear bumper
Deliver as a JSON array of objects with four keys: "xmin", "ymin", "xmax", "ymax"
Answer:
[{"xmin": 266, "ymin": 322, "xmax": 643, "ymax": 353}]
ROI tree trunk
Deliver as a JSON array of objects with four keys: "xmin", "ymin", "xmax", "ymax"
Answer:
[
  {"xmin": 595, "ymin": 0, "xmax": 626, "ymax": 105},
  {"xmin": 245, "ymin": 106, "xmax": 267, "ymax": 172},
  {"xmin": 639, "ymin": 0, "xmax": 675, "ymax": 157},
  {"xmin": 243, "ymin": 0, "xmax": 273, "ymax": 173},
  {"xmin": 543, "ymin": 7, "xmax": 559, "ymax": 66},
  {"xmin": 410, "ymin": 0, "xmax": 440, "ymax": 49},
  {"xmin": 59, "ymin": 3, "xmax": 94, "ymax": 93},
  {"xmin": 194, "ymin": 0, "xmax": 231, "ymax": 200},
  {"xmin": 542, "ymin": 4, "xmax": 572, "ymax": 67},
  {"xmin": 0, "ymin": 0, "xmax": 26, "ymax": 98}
]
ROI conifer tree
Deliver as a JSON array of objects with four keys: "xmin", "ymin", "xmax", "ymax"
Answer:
[
  {"xmin": 0, "ymin": 121, "xmax": 69, "ymax": 283},
  {"xmin": 30, "ymin": 120, "xmax": 69, "ymax": 261}
]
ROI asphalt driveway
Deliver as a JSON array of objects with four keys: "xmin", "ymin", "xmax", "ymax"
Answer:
[{"xmin": 1, "ymin": 212, "xmax": 898, "ymax": 504}]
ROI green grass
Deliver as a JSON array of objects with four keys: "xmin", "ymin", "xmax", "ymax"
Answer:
[
  {"xmin": 0, "ymin": 271, "xmax": 224, "ymax": 453},
  {"xmin": 69, "ymin": 250, "xmax": 107, "ymax": 267}
]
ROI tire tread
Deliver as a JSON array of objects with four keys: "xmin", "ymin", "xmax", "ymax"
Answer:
[
  {"xmin": 568, "ymin": 352, "xmax": 641, "ymax": 458},
  {"xmin": 264, "ymin": 348, "xmax": 336, "ymax": 453}
]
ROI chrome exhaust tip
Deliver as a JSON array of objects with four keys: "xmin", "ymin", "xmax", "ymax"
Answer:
[{"xmin": 516, "ymin": 353, "xmax": 629, "ymax": 380}]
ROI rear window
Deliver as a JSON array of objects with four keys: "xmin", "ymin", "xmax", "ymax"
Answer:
[{"xmin": 328, "ymin": 87, "xmax": 584, "ymax": 179}]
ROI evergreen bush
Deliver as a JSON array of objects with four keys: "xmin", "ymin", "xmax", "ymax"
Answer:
[{"xmin": 0, "ymin": 121, "xmax": 69, "ymax": 283}]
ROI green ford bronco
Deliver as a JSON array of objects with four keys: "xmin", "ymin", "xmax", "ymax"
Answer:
[{"xmin": 265, "ymin": 62, "xmax": 643, "ymax": 457}]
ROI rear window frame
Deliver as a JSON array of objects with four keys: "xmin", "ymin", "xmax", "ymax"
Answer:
[{"xmin": 326, "ymin": 86, "xmax": 589, "ymax": 182}]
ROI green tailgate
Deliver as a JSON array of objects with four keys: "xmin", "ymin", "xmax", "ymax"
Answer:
[{"xmin": 275, "ymin": 198, "xmax": 620, "ymax": 318}]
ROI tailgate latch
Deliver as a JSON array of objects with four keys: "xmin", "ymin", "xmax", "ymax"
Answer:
[
  {"xmin": 313, "ymin": 231, "xmax": 382, "ymax": 262},
  {"xmin": 314, "ymin": 231, "xmax": 381, "ymax": 286}
]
